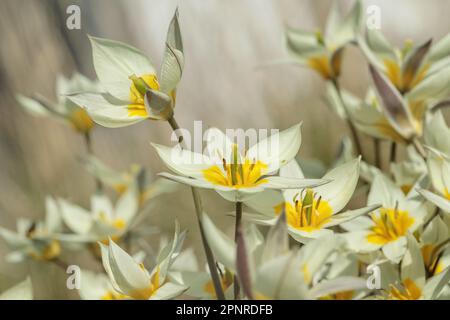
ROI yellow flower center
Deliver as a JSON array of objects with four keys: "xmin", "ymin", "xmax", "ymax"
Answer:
[
  {"xmin": 98, "ymin": 211, "xmax": 126, "ymax": 230},
  {"xmin": 128, "ymin": 267, "xmax": 160, "ymax": 300},
  {"xmin": 101, "ymin": 290, "xmax": 129, "ymax": 300},
  {"xmin": 307, "ymin": 53, "xmax": 342, "ymax": 80},
  {"xmin": 96, "ymin": 213, "xmax": 127, "ymax": 246},
  {"xmin": 29, "ymin": 240, "xmax": 61, "ymax": 261},
  {"xmin": 421, "ymin": 244, "xmax": 444, "ymax": 275},
  {"xmin": 202, "ymin": 144, "xmax": 268, "ymax": 188},
  {"xmin": 128, "ymin": 74, "xmax": 160, "ymax": 117},
  {"xmin": 383, "ymin": 59, "xmax": 430, "ymax": 94},
  {"xmin": 274, "ymin": 189, "xmax": 332, "ymax": 232},
  {"xmin": 444, "ymin": 188, "xmax": 450, "ymax": 200},
  {"xmin": 204, "ymin": 269, "xmax": 233, "ymax": 298},
  {"xmin": 389, "ymin": 278, "xmax": 421, "ymax": 300},
  {"xmin": 367, "ymin": 207, "xmax": 414, "ymax": 245},
  {"xmin": 113, "ymin": 183, "xmax": 128, "ymax": 194},
  {"xmin": 69, "ymin": 108, "xmax": 94, "ymax": 133}
]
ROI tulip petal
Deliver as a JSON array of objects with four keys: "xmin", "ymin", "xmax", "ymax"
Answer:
[
  {"xmin": 382, "ymin": 236, "xmax": 407, "ymax": 264},
  {"xmin": 423, "ymin": 267, "xmax": 450, "ymax": 300},
  {"xmin": 369, "ymin": 65, "xmax": 417, "ymax": 140},
  {"xmin": 327, "ymin": 0, "xmax": 362, "ymax": 49},
  {"xmin": 288, "ymin": 227, "xmax": 333, "ymax": 244},
  {"xmin": 150, "ymin": 282, "xmax": 188, "ymax": 300},
  {"xmin": 244, "ymin": 190, "xmax": 283, "ymax": 216},
  {"xmin": 158, "ymin": 172, "xmax": 215, "ymax": 190},
  {"xmin": 314, "ymin": 158, "xmax": 361, "ymax": 213},
  {"xmin": 89, "ymin": 36, "xmax": 155, "ymax": 100},
  {"xmin": 246, "ymin": 122, "xmax": 302, "ymax": 173},
  {"xmin": 324, "ymin": 204, "xmax": 380, "ymax": 228},
  {"xmin": 407, "ymin": 64, "xmax": 450, "ymax": 102},
  {"xmin": 115, "ymin": 184, "xmax": 139, "ymax": 224},
  {"xmin": 254, "ymin": 252, "xmax": 309, "ymax": 300},
  {"xmin": 368, "ymin": 174, "xmax": 405, "ymax": 208},
  {"xmin": 107, "ymin": 240, "xmax": 151, "ymax": 293},
  {"xmin": 44, "ymin": 196, "xmax": 62, "ymax": 233},
  {"xmin": 424, "ymin": 111, "xmax": 450, "ymax": 155},
  {"xmin": 152, "ymin": 143, "xmax": 211, "ymax": 178},
  {"xmin": 401, "ymin": 235, "xmax": 425, "ymax": 288},
  {"xmin": 261, "ymin": 211, "xmax": 289, "ymax": 262},
  {"xmin": 417, "ymin": 188, "xmax": 450, "ymax": 213},
  {"xmin": 58, "ymin": 199, "xmax": 93, "ymax": 235},
  {"xmin": 160, "ymin": 9, "xmax": 184, "ymax": 94},
  {"xmin": 204, "ymin": 127, "xmax": 234, "ymax": 164},
  {"xmin": 264, "ymin": 176, "xmax": 330, "ymax": 189},
  {"xmin": 67, "ymin": 93, "xmax": 146, "ymax": 128},
  {"xmin": 310, "ymin": 276, "xmax": 366, "ymax": 299},
  {"xmin": 201, "ymin": 213, "xmax": 236, "ymax": 273}
]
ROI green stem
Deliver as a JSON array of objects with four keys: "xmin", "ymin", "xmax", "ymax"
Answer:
[
  {"xmin": 83, "ymin": 132, "xmax": 103, "ymax": 192},
  {"xmin": 234, "ymin": 201, "xmax": 243, "ymax": 300},
  {"xmin": 390, "ymin": 141, "xmax": 397, "ymax": 164},
  {"xmin": 167, "ymin": 116, "xmax": 226, "ymax": 300},
  {"xmin": 331, "ymin": 79, "xmax": 364, "ymax": 159},
  {"xmin": 412, "ymin": 138, "xmax": 427, "ymax": 160},
  {"xmin": 374, "ymin": 138, "xmax": 381, "ymax": 169}
]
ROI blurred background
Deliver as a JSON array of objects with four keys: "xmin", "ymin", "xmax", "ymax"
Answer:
[{"xmin": 1, "ymin": 0, "xmax": 450, "ymax": 298}]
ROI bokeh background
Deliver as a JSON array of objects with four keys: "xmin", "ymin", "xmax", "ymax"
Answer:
[{"xmin": 1, "ymin": 0, "xmax": 450, "ymax": 298}]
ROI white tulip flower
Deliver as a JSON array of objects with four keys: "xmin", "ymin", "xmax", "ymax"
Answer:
[
  {"xmin": 99, "ymin": 223, "xmax": 187, "ymax": 300},
  {"xmin": 244, "ymin": 158, "xmax": 379, "ymax": 243},
  {"xmin": 153, "ymin": 123, "xmax": 329, "ymax": 202},
  {"xmin": 67, "ymin": 10, "xmax": 183, "ymax": 127},
  {"xmin": 343, "ymin": 175, "xmax": 428, "ymax": 263},
  {"xmin": 0, "ymin": 197, "xmax": 62, "ymax": 263}
]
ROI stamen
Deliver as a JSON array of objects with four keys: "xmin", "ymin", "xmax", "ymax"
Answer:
[
  {"xmin": 303, "ymin": 189, "xmax": 314, "ymax": 226},
  {"xmin": 129, "ymin": 75, "xmax": 148, "ymax": 96},
  {"xmin": 230, "ymin": 144, "xmax": 239, "ymax": 185},
  {"xmin": 394, "ymin": 201, "xmax": 399, "ymax": 219},
  {"xmin": 316, "ymin": 196, "xmax": 322, "ymax": 209}
]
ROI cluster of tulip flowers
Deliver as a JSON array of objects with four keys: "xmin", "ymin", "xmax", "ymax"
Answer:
[{"xmin": 1, "ymin": 2, "xmax": 450, "ymax": 300}]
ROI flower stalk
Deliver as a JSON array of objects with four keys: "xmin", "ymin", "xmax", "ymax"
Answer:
[
  {"xmin": 166, "ymin": 116, "xmax": 226, "ymax": 300},
  {"xmin": 83, "ymin": 131, "xmax": 103, "ymax": 192},
  {"xmin": 331, "ymin": 79, "xmax": 364, "ymax": 159},
  {"xmin": 234, "ymin": 201, "xmax": 243, "ymax": 300}
]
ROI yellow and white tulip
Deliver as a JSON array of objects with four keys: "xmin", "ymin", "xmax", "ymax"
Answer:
[
  {"xmin": 201, "ymin": 213, "xmax": 367, "ymax": 299},
  {"xmin": 57, "ymin": 185, "xmax": 140, "ymax": 246},
  {"xmin": 244, "ymin": 158, "xmax": 379, "ymax": 243},
  {"xmin": 99, "ymin": 223, "xmax": 188, "ymax": 300},
  {"xmin": 417, "ymin": 147, "xmax": 450, "ymax": 213},
  {"xmin": 81, "ymin": 155, "xmax": 178, "ymax": 203},
  {"xmin": 343, "ymin": 175, "xmax": 428, "ymax": 263},
  {"xmin": 67, "ymin": 10, "xmax": 183, "ymax": 127},
  {"xmin": 285, "ymin": 0, "xmax": 362, "ymax": 80},
  {"xmin": 153, "ymin": 123, "xmax": 329, "ymax": 202},
  {"xmin": 17, "ymin": 73, "xmax": 97, "ymax": 134},
  {"xmin": 0, "ymin": 197, "xmax": 62, "ymax": 263},
  {"xmin": 381, "ymin": 236, "xmax": 450, "ymax": 300},
  {"xmin": 359, "ymin": 28, "xmax": 450, "ymax": 100}
]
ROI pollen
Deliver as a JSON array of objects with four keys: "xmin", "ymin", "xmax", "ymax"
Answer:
[
  {"xmin": 274, "ymin": 189, "xmax": 332, "ymax": 232},
  {"xmin": 202, "ymin": 145, "xmax": 268, "ymax": 188},
  {"xmin": 389, "ymin": 278, "xmax": 421, "ymax": 300},
  {"xmin": 128, "ymin": 74, "xmax": 160, "ymax": 117},
  {"xmin": 69, "ymin": 108, "xmax": 94, "ymax": 133},
  {"xmin": 367, "ymin": 207, "xmax": 414, "ymax": 245}
]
